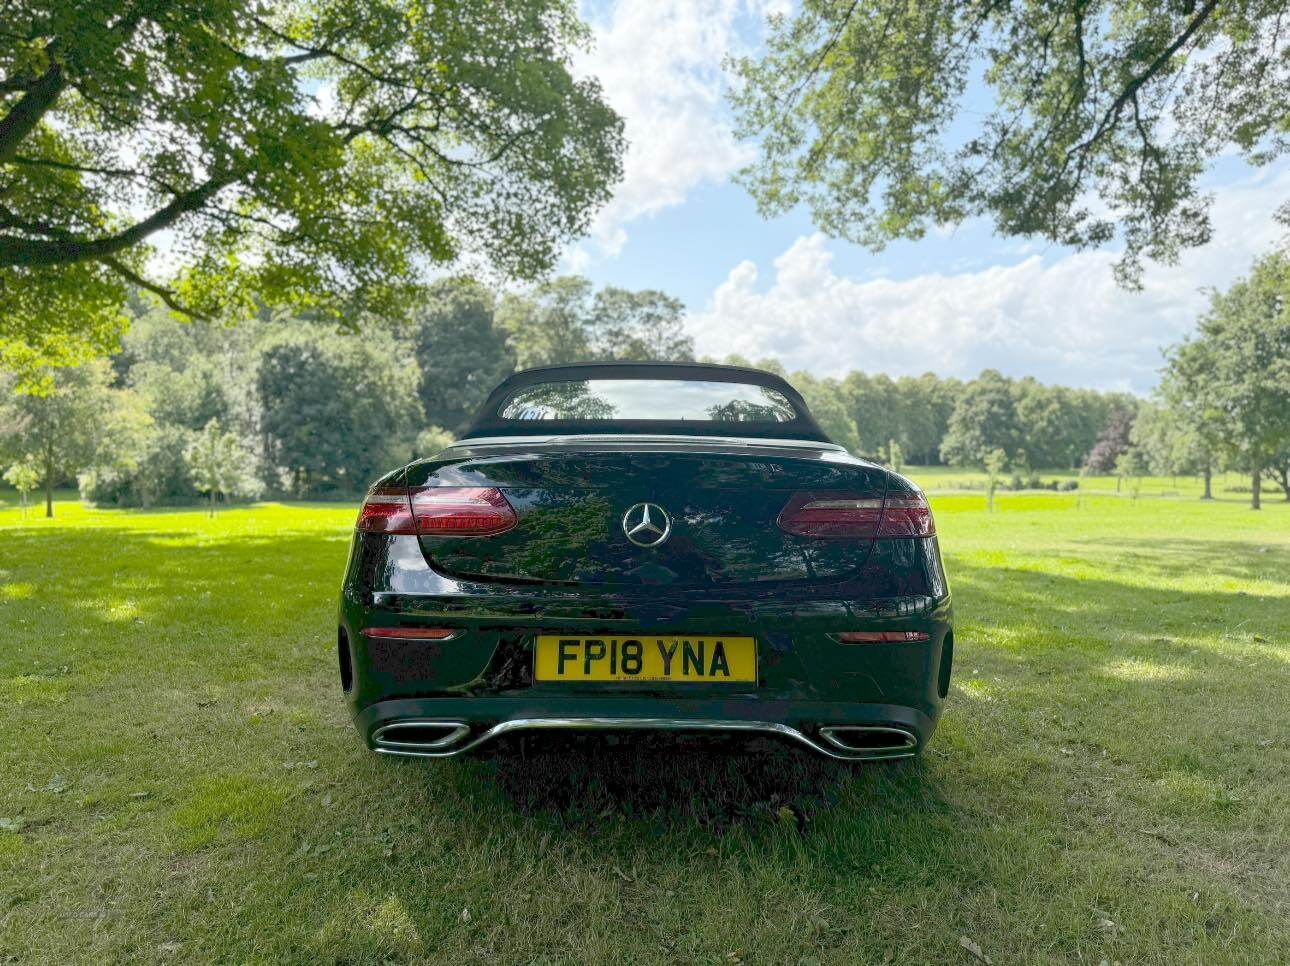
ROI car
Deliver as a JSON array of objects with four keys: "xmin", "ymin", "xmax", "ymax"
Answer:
[{"xmin": 338, "ymin": 362, "xmax": 952, "ymax": 761}]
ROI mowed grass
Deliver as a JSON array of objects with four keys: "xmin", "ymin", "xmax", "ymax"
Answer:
[
  {"xmin": 905, "ymin": 465, "xmax": 1252, "ymax": 498},
  {"xmin": 0, "ymin": 493, "xmax": 1287, "ymax": 964}
]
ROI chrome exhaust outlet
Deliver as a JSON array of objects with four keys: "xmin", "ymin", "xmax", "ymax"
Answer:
[
  {"xmin": 372, "ymin": 720, "xmax": 471, "ymax": 754},
  {"xmin": 818, "ymin": 725, "xmax": 918, "ymax": 757},
  {"xmin": 370, "ymin": 717, "xmax": 918, "ymax": 761}
]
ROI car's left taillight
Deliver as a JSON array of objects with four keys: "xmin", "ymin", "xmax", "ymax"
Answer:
[
  {"xmin": 356, "ymin": 486, "xmax": 517, "ymax": 537},
  {"xmin": 355, "ymin": 486, "xmax": 416, "ymax": 533}
]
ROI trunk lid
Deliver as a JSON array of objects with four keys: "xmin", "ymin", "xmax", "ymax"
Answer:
[{"xmin": 405, "ymin": 440, "xmax": 888, "ymax": 588}]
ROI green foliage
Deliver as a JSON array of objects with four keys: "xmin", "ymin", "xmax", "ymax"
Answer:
[
  {"xmin": 498, "ymin": 277, "xmax": 595, "ymax": 369},
  {"xmin": 408, "ymin": 279, "xmax": 515, "ymax": 435},
  {"xmin": 0, "ymin": 359, "xmax": 115, "ymax": 515},
  {"xmin": 983, "ymin": 447, "xmax": 1008, "ymax": 511},
  {"xmin": 0, "ymin": 0, "xmax": 625, "ymax": 379},
  {"xmin": 414, "ymin": 426, "xmax": 456, "ymax": 458},
  {"xmin": 730, "ymin": 1, "xmax": 1288, "ymax": 287},
  {"xmin": 184, "ymin": 419, "xmax": 262, "ymax": 513},
  {"xmin": 940, "ymin": 370, "xmax": 1021, "ymax": 467},
  {"xmin": 499, "ymin": 276, "xmax": 696, "ymax": 370},
  {"xmin": 257, "ymin": 326, "xmax": 422, "ymax": 496},
  {"xmin": 2, "ymin": 455, "xmax": 39, "ymax": 515},
  {"xmin": 791, "ymin": 371, "xmax": 861, "ymax": 453},
  {"xmin": 1160, "ymin": 251, "xmax": 1290, "ymax": 508},
  {"xmin": 587, "ymin": 287, "xmax": 694, "ymax": 361}
]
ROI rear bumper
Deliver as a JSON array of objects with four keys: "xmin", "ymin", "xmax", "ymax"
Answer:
[
  {"xmin": 355, "ymin": 696, "xmax": 936, "ymax": 762},
  {"xmin": 339, "ymin": 532, "xmax": 953, "ymax": 761}
]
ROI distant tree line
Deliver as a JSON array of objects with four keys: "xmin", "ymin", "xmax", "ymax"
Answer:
[{"xmin": 3, "ymin": 252, "xmax": 1287, "ymax": 514}]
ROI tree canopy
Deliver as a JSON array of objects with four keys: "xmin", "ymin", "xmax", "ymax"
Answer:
[
  {"xmin": 1160, "ymin": 251, "xmax": 1290, "ymax": 507},
  {"xmin": 0, "ymin": 0, "xmax": 624, "ymax": 378},
  {"xmin": 730, "ymin": 1, "xmax": 1289, "ymax": 286}
]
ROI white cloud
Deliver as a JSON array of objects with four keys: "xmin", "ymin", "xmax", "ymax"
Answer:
[
  {"xmin": 575, "ymin": 0, "xmax": 759, "ymax": 258},
  {"xmin": 689, "ymin": 166, "xmax": 1290, "ymax": 392}
]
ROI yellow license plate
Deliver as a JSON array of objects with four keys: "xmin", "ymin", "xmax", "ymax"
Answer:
[{"xmin": 534, "ymin": 635, "xmax": 757, "ymax": 683}]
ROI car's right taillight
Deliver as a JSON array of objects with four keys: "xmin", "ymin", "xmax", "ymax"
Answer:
[{"xmin": 776, "ymin": 488, "xmax": 934, "ymax": 539}]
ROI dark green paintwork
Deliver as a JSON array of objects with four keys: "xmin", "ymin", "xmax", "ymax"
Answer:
[{"xmin": 339, "ymin": 440, "xmax": 952, "ymax": 752}]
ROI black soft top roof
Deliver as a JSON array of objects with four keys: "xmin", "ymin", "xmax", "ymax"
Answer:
[{"xmin": 460, "ymin": 362, "xmax": 831, "ymax": 442}]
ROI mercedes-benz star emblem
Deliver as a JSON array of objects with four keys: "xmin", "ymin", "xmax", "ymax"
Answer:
[{"xmin": 622, "ymin": 502, "xmax": 672, "ymax": 548}]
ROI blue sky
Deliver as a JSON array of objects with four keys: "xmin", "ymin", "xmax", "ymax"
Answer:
[{"xmin": 561, "ymin": 1, "xmax": 1289, "ymax": 393}]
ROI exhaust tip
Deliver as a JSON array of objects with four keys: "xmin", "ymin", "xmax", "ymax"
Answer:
[
  {"xmin": 372, "ymin": 720, "xmax": 471, "ymax": 752},
  {"xmin": 818, "ymin": 725, "xmax": 917, "ymax": 756}
]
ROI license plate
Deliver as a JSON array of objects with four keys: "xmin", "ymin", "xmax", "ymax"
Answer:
[{"xmin": 533, "ymin": 635, "xmax": 757, "ymax": 683}]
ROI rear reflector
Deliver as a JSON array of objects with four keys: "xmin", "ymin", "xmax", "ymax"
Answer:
[
  {"xmin": 833, "ymin": 631, "xmax": 930, "ymax": 644},
  {"xmin": 777, "ymin": 488, "xmax": 934, "ymax": 539},
  {"xmin": 360, "ymin": 627, "xmax": 461, "ymax": 640},
  {"xmin": 355, "ymin": 486, "xmax": 517, "ymax": 537}
]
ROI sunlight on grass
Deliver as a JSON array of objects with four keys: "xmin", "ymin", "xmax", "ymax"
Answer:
[{"xmin": 0, "ymin": 494, "xmax": 1286, "ymax": 962}]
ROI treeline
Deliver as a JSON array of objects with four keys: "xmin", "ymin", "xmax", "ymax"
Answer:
[{"xmin": 4, "ymin": 254, "xmax": 1286, "ymax": 513}]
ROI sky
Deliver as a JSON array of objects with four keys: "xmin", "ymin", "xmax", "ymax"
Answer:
[{"xmin": 562, "ymin": 0, "xmax": 1290, "ymax": 394}]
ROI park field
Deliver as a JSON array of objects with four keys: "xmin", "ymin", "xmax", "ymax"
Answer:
[{"xmin": 1, "ymin": 492, "xmax": 1287, "ymax": 963}]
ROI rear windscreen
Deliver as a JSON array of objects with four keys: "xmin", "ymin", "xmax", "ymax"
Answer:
[{"xmin": 499, "ymin": 379, "xmax": 799, "ymax": 423}]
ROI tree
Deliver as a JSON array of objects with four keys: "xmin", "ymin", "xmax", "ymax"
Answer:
[
  {"xmin": 886, "ymin": 439, "xmax": 903, "ymax": 474},
  {"xmin": 2, "ymin": 457, "xmax": 39, "ymax": 517},
  {"xmin": 415, "ymin": 426, "xmax": 456, "ymax": 458},
  {"xmin": 497, "ymin": 277, "xmax": 594, "ymax": 369},
  {"xmin": 730, "ymin": 1, "xmax": 1288, "ymax": 287},
  {"xmin": 791, "ymin": 371, "xmax": 861, "ymax": 453},
  {"xmin": 587, "ymin": 288, "xmax": 695, "ymax": 361},
  {"xmin": 984, "ymin": 447, "xmax": 1008, "ymax": 512},
  {"xmin": 499, "ymin": 277, "xmax": 697, "ymax": 370},
  {"xmin": 1114, "ymin": 448, "xmax": 1148, "ymax": 500},
  {"xmin": 1131, "ymin": 400, "xmax": 1210, "ymax": 491},
  {"xmin": 0, "ymin": 360, "xmax": 113, "ymax": 516},
  {"xmin": 940, "ymin": 370, "xmax": 1021, "ymax": 467},
  {"xmin": 257, "ymin": 326, "xmax": 422, "ymax": 496},
  {"xmin": 408, "ymin": 279, "xmax": 515, "ymax": 435},
  {"xmin": 1164, "ymin": 252, "xmax": 1290, "ymax": 509},
  {"xmin": 0, "ymin": 1, "xmax": 625, "ymax": 379},
  {"xmin": 1083, "ymin": 409, "xmax": 1137, "ymax": 476},
  {"xmin": 185, "ymin": 419, "xmax": 262, "ymax": 515}
]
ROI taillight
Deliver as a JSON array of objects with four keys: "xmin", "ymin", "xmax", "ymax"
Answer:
[
  {"xmin": 878, "ymin": 492, "xmax": 935, "ymax": 536},
  {"xmin": 355, "ymin": 487, "xmax": 416, "ymax": 533},
  {"xmin": 356, "ymin": 486, "xmax": 517, "ymax": 537},
  {"xmin": 776, "ymin": 493, "xmax": 884, "ymax": 538},
  {"xmin": 776, "ymin": 488, "xmax": 934, "ymax": 539},
  {"xmin": 410, "ymin": 486, "xmax": 516, "ymax": 536}
]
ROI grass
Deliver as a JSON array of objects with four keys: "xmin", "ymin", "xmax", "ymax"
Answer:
[
  {"xmin": 904, "ymin": 465, "xmax": 1257, "ymax": 499},
  {"xmin": 0, "ymin": 494, "xmax": 1287, "ymax": 964}
]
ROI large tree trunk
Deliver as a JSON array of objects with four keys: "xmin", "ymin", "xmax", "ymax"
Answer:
[
  {"xmin": 1251, "ymin": 466, "xmax": 1261, "ymax": 510},
  {"xmin": 1201, "ymin": 464, "xmax": 1212, "ymax": 500}
]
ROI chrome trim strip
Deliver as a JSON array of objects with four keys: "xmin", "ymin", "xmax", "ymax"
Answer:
[
  {"xmin": 371, "ymin": 717, "xmax": 917, "ymax": 762},
  {"xmin": 372, "ymin": 720, "xmax": 471, "ymax": 751},
  {"xmin": 445, "ymin": 434, "xmax": 848, "ymax": 453},
  {"xmin": 818, "ymin": 725, "xmax": 918, "ymax": 756}
]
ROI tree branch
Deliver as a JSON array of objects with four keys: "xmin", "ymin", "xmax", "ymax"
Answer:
[
  {"xmin": 101, "ymin": 257, "xmax": 209, "ymax": 319},
  {"xmin": 0, "ymin": 61, "xmax": 66, "ymax": 163},
  {"xmin": 0, "ymin": 175, "xmax": 234, "ymax": 266}
]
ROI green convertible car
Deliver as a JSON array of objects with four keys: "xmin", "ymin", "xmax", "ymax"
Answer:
[{"xmin": 338, "ymin": 362, "xmax": 952, "ymax": 761}]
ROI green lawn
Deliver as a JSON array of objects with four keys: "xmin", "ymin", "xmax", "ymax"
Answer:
[
  {"xmin": 904, "ymin": 465, "xmax": 1260, "ymax": 499},
  {"xmin": 1, "ymin": 495, "xmax": 1287, "ymax": 964}
]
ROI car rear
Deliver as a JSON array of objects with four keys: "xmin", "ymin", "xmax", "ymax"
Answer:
[{"xmin": 337, "ymin": 364, "xmax": 952, "ymax": 761}]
